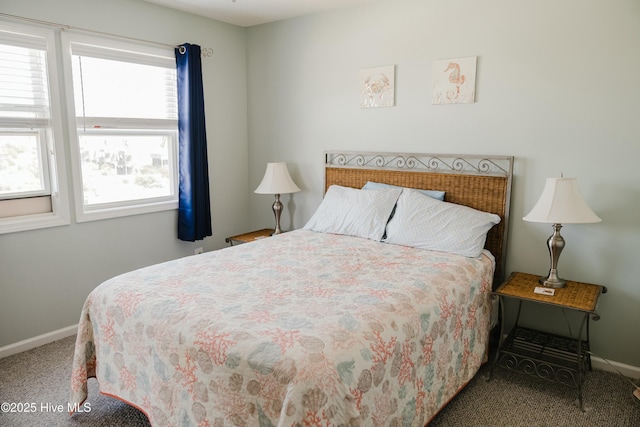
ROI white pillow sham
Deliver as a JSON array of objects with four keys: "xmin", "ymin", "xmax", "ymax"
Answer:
[
  {"xmin": 362, "ymin": 181, "xmax": 445, "ymax": 201},
  {"xmin": 383, "ymin": 189, "xmax": 501, "ymax": 257},
  {"xmin": 303, "ymin": 185, "xmax": 401, "ymax": 241}
]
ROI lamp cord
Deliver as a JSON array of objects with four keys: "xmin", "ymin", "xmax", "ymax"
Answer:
[
  {"xmin": 561, "ymin": 309, "xmax": 640, "ymax": 401},
  {"xmin": 586, "ymin": 349, "xmax": 640, "ymax": 401},
  {"xmin": 562, "ymin": 308, "xmax": 573, "ymax": 341}
]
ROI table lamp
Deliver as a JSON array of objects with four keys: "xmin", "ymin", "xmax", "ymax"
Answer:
[
  {"xmin": 523, "ymin": 177, "xmax": 601, "ymax": 288},
  {"xmin": 255, "ymin": 162, "xmax": 300, "ymax": 235}
]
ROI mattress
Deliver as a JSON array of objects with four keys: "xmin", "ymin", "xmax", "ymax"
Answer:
[{"xmin": 70, "ymin": 229, "xmax": 495, "ymax": 426}]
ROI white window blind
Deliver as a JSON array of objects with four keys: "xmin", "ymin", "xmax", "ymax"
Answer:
[
  {"xmin": 0, "ymin": 31, "xmax": 51, "ymax": 126},
  {"xmin": 0, "ymin": 29, "xmax": 52, "ymax": 198},
  {"xmin": 0, "ymin": 22, "xmax": 70, "ymax": 234}
]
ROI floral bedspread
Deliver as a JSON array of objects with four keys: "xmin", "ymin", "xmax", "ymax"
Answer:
[{"xmin": 70, "ymin": 229, "xmax": 495, "ymax": 427}]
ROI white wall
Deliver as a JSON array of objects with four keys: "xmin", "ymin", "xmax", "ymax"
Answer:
[
  {"xmin": 0, "ymin": 0, "xmax": 249, "ymax": 347},
  {"xmin": 2, "ymin": 0, "xmax": 639, "ymax": 368},
  {"xmin": 246, "ymin": 0, "xmax": 640, "ymax": 366}
]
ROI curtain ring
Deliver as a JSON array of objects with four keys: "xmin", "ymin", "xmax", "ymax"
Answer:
[{"xmin": 178, "ymin": 45, "xmax": 186, "ymax": 54}]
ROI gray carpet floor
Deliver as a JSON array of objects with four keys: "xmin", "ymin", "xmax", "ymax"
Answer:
[{"xmin": 1, "ymin": 335, "xmax": 638, "ymax": 426}]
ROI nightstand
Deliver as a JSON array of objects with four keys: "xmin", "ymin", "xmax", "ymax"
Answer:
[
  {"xmin": 490, "ymin": 271, "xmax": 607, "ymax": 411},
  {"xmin": 225, "ymin": 228, "xmax": 274, "ymax": 246}
]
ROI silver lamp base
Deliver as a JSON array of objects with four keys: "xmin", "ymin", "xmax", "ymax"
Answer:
[
  {"xmin": 538, "ymin": 274, "xmax": 566, "ymax": 289},
  {"xmin": 271, "ymin": 193, "xmax": 283, "ymax": 235},
  {"xmin": 540, "ymin": 223, "xmax": 567, "ymax": 289}
]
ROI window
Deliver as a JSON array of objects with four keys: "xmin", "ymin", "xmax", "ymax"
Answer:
[
  {"xmin": 0, "ymin": 22, "xmax": 69, "ymax": 234},
  {"xmin": 62, "ymin": 33, "xmax": 178, "ymax": 222},
  {"xmin": 0, "ymin": 24, "xmax": 180, "ymax": 232}
]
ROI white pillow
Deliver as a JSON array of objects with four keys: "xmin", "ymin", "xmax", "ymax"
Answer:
[
  {"xmin": 362, "ymin": 181, "xmax": 445, "ymax": 201},
  {"xmin": 383, "ymin": 189, "xmax": 501, "ymax": 257},
  {"xmin": 303, "ymin": 185, "xmax": 401, "ymax": 241}
]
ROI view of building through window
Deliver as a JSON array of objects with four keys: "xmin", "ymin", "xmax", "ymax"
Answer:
[
  {"xmin": 78, "ymin": 133, "xmax": 172, "ymax": 206},
  {"xmin": 0, "ymin": 133, "xmax": 46, "ymax": 196}
]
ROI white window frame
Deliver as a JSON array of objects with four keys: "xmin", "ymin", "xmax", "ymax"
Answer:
[
  {"xmin": 61, "ymin": 32, "xmax": 178, "ymax": 223},
  {"xmin": 0, "ymin": 22, "xmax": 70, "ymax": 234},
  {"xmin": 0, "ymin": 129, "xmax": 51, "ymax": 199}
]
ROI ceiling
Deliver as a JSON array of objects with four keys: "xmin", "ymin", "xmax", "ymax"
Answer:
[{"xmin": 141, "ymin": 0, "xmax": 381, "ymax": 27}]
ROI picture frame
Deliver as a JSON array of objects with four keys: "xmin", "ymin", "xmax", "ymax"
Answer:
[
  {"xmin": 432, "ymin": 56, "xmax": 477, "ymax": 105},
  {"xmin": 360, "ymin": 65, "xmax": 395, "ymax": 108}
]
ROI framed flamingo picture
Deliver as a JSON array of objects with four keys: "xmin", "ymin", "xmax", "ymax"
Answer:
[{"xmin": 432, "ymin": 56, "xmax": 477, "ymax": 105}]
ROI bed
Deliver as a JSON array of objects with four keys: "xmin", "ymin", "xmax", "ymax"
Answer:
[{"xmin": 70, "ymin": 151, "xmax": 513, "ymax": 426}]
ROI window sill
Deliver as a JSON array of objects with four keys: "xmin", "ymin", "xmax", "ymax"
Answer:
[
  {"xmin": 0, "ymin": 212, "xmax": 70, "ymax": 235},
  {"xmin": 75, "ymin": 199, "xmax": 178, "ymax": 223}
]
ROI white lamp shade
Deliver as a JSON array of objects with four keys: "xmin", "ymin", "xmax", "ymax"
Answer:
[
  {"xmin": 523, "ymin": 178, "xmax": 601, "ymax": 224},
  {"xmin": 255, "ymin": 162, "xmax": 300, "ymax": 195}
]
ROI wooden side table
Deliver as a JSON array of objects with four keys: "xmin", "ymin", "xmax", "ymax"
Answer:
[
  {"xmin": 490, "ymin": 272, "xmax": 607, "ymax": 411},
  {"xmin": 225, "ymin": 228, "xmax": 274, "ymax": 246}
]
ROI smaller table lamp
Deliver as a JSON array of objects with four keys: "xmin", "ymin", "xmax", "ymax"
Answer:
[
  {"xmin": 523, "ymin": 177, "xmax": 601, "ymax": 288},
  {"xmin": 255, "ymin": 162, "xmax": 300, "ymax": 235}
]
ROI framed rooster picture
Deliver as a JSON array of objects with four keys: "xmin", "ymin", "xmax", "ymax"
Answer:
[{"xmin": 432, "ymin": 56, "xmax": 477, "ymax": 105}]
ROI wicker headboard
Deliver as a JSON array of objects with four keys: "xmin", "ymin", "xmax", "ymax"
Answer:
[{"xmin": 324, "ymin": 151, "xmax": 513, "ymax": 288}]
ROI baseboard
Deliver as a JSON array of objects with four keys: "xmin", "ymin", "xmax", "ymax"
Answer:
[
  {"xmin": 0, "ymin": 324, "xmax": 77, "ymax": 359},
  {"xmin": 592, "ymin": 356, "xmax": 640, "ymax": 380}
]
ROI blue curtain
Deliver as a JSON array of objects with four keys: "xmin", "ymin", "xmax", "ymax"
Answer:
[{"xmin": 175, "ymin": 43, "xmax": 212, "ymax": 241}]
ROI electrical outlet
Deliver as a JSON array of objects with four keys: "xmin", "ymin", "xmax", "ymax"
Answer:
[{"xmin": 195, "ymin": 247, "xmax": 203, "ymax": 255}]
